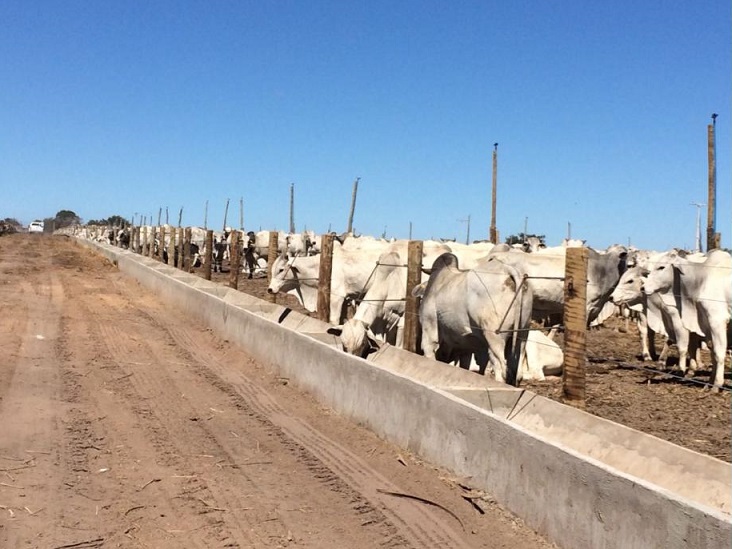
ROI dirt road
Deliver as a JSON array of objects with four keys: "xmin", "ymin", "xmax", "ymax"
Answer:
[{"xmin": 0, "ymin": 234, "xmax": 554, "ymax": 548}]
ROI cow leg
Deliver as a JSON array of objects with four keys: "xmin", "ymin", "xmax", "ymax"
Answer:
[
  {"xmin": 636, "ymin": 315, "xmax": 654, "ymax": 361},
  {"xmin": 657, "ymin": 339, "xmax": 671, "ymax": 369},
  {"xmin": 420, "ymin": 325, "xmax": 439, "ymax": 361},
  {"xmin": 483, "ymin": 332, "xmax": 508, "ymax": 384},
  {"xmin": 675, "ymin": 330, "xmax": 690, "ymax": 374},
  {"xmin": 687, "ymin": 333, "xmax": 703, "ymax": 376},
  {"xmin": 709, "ymin": 329, "xmax": 728, "ymax": 391},
  {"xmin": 330, "ymin": 296, "xmax": 346, "ymax": 325}
]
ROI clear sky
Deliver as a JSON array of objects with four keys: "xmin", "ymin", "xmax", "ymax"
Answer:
[{"xmin": 2, "ymin": 1, "xmax": 729, "ymax": 251}]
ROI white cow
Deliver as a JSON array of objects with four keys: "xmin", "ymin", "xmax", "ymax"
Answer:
[
  {"xmin": 487, "ymin": 244, "xmax": 628, "ymax": 326},
  {"xmin": 414, "ymin": 253, "xmax": 533, "ymax": 385},
  {"xmin": 611, "ymin": 264, "xmax": 702, "ymax": 371},
  {"xmin": 643, "ymin": 249, "xmax": 731, "ymax": 390},
  {"xmin": 267, "ymin": 239, "xmax": 413, "ymax": 325},
  {"xmin": 329, "ymin": 243, "xmax": 452, "ymax": 355}
]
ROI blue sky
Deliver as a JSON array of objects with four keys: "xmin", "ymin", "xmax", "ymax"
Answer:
[{"xmin": 2, "ymin": 1, "xmax": 729, "ymax": 251}]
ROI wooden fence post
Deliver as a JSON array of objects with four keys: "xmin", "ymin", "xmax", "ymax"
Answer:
[
  {"xmin": 168, "ymin": 226, "xmax": 176, "ymax": 264},
  {"xmin": 267, "ymin": 230, "xmax": 280, "ymax": 303},
  {"xmin": 183, "ymin": 227, "xmax": 192, "ymax": 272},
  {"xmin": 159, "ymin": 225, "xmax": 167, "ymax": 263},
  {"xmin": 148, "ymin": 227, "xmax": 156, "ymax": 258},
  {"xmin": 229, "ymin": 230, "xmax": 241, "ymax": 289},
  {"xmin": 177, "ymin": 227, "xmax": 185, "ymax": 270},
  {"xmin": 403, "ymin": 240, "xmax": 423, "ymax": 354},
  {"xmin": 204, "ymin": 229, "xmax": 214, "ymax": 280},
  {"xmin": 141, "ymin": 227, "xmax": 148, "ymax": 256},
  {"xmin": 562, "ymin": 246, "xmax": 588, "ymax": 407},
  {"xmin": 316, "ymin": 233, "xmax": 335, "ymax": 323}
]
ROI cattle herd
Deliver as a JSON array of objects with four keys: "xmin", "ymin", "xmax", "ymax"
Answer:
[{"xmin": 64, "ymin": 224, "xmax": 732, "ymax": 392}]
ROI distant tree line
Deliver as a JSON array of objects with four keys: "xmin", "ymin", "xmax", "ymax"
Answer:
[
  {"xmin": 504, "ymin": 232, "xmax": 546, "ymax": 246},
  {"xmin": 0, "ymin": 217, "xmax": 22, "ymax": 236},
  {"xmin": 85, "ymin": 214, "xmax": 130, "ymax": 227}
]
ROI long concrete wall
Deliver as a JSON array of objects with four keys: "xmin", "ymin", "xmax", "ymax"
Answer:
[{"xmin": 78, "ymin": 239, "xmax": 732, "ymax": 549}]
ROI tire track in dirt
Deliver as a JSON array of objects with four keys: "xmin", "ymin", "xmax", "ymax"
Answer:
[
  {"xmin": 49, "ymin": 273, "xmax": 235, "ymax": 548},
  {"xmin": 137, "ymin": 306, "xmax": 473, "ymax": 548},
  {"xmin": 92, "ymin": 295, "xmax": 364, "ymax": 547},
  {"xmin": 69, "ymin": 298, "xmax": 237, "ymax": 547}
]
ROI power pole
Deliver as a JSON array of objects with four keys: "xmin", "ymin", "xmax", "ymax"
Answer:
[
  {"xmin": 489, "ymin": 143, "xmax": 498, "ymax": 243},
  {"xmin": 691, "ymin": 202, "xmax": 705, "ymax": 253},
  {"xmin": 523, "ymin": 216, "xmax": 528, "ymax": 244},
  {"xmin": 239, "ymin": 197, "xmax": 244, "ymax": 231},
  {"xmin": 289, "ymin": 183, "xmax": 295, "ymax": 233},
  {"xmin": 458, "ymin": 215, "xmax": 471, "ymax": 245},
  {"xmin": 222, "ymin": 198, "xmax": 230, "ymax": 232},
  {"xmin": 204, "ymin": 200, "xmax": 208, "ymax": 230},
  {"xmin": 707, "ymin": 113, "xmax": 720, "ymax": 250},
  {"xmin": 347, "ymin": 177, "xmax": 359, "ymax": 234},
  {"xmin": 178, "ymin": 207, "xmax": 183, "ymax": 228}
]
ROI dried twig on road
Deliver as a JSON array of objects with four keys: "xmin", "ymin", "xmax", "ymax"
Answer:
[
  {"xmin": 124, "ymin": 505, "xmax": 146, "ymax": 516},
  {"xmin": 375, "ymin": 488, "xmax": 465, "ymax": 531},
  {"xmin": 138, "ymin": 478, "xmax": 161, "ymax": 491},
  {"xmin": 197, "ymin": 497, "xmax": 228, "ymax": 512},
  {"xmin": 0, "ymin": 462, "xmax": 36, "ymax": 473},
  {"xmin": 51, "ymin": 537, "xmax": 105, "ymax": 549},
  {"xmin": 0, "ymin": 482, "xmax": 24, "ymax": 489}
]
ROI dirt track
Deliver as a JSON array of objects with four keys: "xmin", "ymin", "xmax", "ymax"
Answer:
[{"xmin": 0, "ymin": 234, "xmax": 554, "ymax": 548}]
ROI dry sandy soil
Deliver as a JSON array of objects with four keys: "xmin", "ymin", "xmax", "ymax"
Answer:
[{"xmin": 0, "ymin": 234, "xmax": 557, "ymax": 549}]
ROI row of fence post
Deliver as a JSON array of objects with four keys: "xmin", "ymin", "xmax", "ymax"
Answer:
[{"xmin": 112, "ymin": 227, "xmax": 589, "ymax": 407}]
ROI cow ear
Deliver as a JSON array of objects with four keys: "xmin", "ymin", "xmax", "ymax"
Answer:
[{"xmin": 411, "ymin": 282, "xmax": 427, "ymax": 298}]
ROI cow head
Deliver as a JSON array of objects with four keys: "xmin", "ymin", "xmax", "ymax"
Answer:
[{"xmin": 328, "ymin": 319, "xmax": 380, "ymax": 358}]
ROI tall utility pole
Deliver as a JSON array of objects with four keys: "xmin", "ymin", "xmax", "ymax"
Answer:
[
  {"xmin": 459, "ymin": 214, "xmax": 471, "ymax": 244},
  {"xmin": 489, "ymin": 143, "xmax": 498, "ymax": 244},
  {"xmin": 222, "ymin": 198, "xmax": 230, "ymax": 231},
  {"xmin": 346, "ymin": 177, "xmax": 360, "ymax": 234},
  {"xmin": 239, "ymin": 197, "xmax": 244, "ymax": 231},
  {"xmin": 691, "ymin": 202, "xmax": 705, "ymax": 253},
  {"xmin": 289, "ymin": 183, "xmax": 295, "ymax": 234},
  {"xmin": 204, "ymin": 200, "xmax": 209, "ymax": 230},
  {"xmin": 707, "ymin": 113, "xmax": 719, "ymax": 250}
]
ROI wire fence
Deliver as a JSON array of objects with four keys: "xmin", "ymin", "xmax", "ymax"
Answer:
[{"xmin": 73, "ymin": 225, "xmax": 731, "ymax": 382}]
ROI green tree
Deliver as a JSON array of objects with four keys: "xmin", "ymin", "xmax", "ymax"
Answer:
[
  {"xmin": 505, "ymin": 233, "xmax": 545, "ymax": 247},
  {"xmin": 86, "ymin": 215, "xmax": 129, "ymax": 227},
  {"xmin": 44, "ymin": 210, "xmax": 81, "ymax": 231},
  {"xmin": 0, "ymin": 218, "xmax": 21, "ymax": 235}
]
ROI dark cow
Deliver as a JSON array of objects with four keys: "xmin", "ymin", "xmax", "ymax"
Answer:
[{"xmin": 212, "ymin": 238, "xmax": 227, "ymax": 273}]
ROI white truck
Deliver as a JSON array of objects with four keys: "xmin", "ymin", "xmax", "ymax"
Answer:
[{"xmin": 28, "ymin": 220, "xmax": 45, "ymax": 233}]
